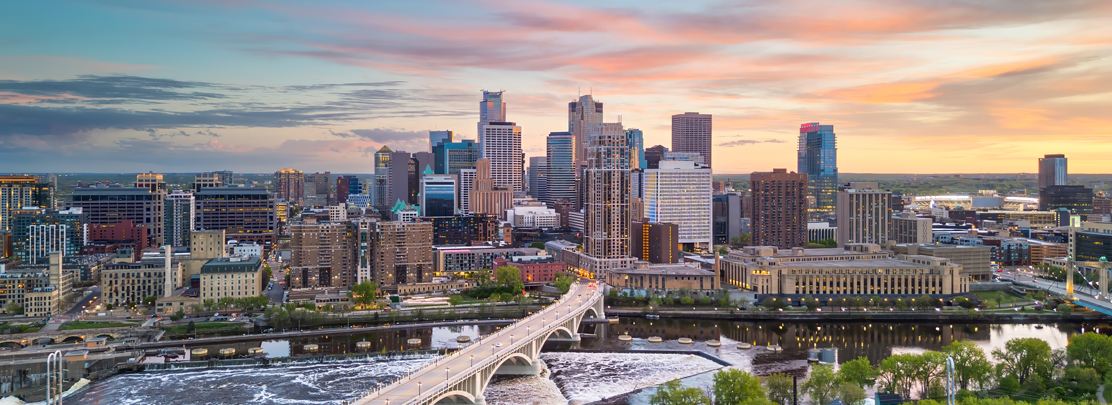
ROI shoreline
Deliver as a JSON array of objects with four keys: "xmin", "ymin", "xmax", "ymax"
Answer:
[{"xmin": 605, "ymin": 308, "xmax": 1107, "ymax": 322}]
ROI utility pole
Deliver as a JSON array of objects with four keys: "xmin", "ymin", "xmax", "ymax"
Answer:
[{"xmin": 793, "ymin": 375, "xmax": 798, "ymax": 405}]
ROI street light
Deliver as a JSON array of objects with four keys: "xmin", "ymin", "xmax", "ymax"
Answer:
[
  {"xmin": 445, "ymin": 368, "xmax": 450, "ymax": 387},
  {"xmin": 470, "ymin": 355, "xmax": 474, "ymax": 367},
  {"xmin": 418, "ymin": 381, "xmax": 422, "ymax": 395}
]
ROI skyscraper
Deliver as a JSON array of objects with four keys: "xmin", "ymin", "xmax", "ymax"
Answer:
[
  {"xmin": 797, "ymin": 123, "xmax": 838, "ymax": 222},
  {"xmin": 1038, "ymin": 154, "xmax": 1067, "ymax": 190},
  {"xmin": 69, "ymin": 187, "xmax": 164, "ymax": 247},
  {"xmin": 274, "ymin": 168, "xmax": 305, "ymax": 206},
  {"xmin": 388, "ymin": 150, "xmax": 412, "ymax": 207},
  {"xmin": 336, "ymin": 175, "xmax": 359, "ymax": 206},
  {"xmin": 750, "ymin": 169, "xmax": 808, "ymax": 249},
  {"xmin": 194, "ymin": 187, "xmax": 277, "ymax": 248},
  {"xmin": 478, "ymin": 91, "xmax": 506, "ymax": 137},
  {"xmin": 671, "ymin": 112, "xmax": 713, "ymax": 169},
  {"xmin": 626, "ymin": 129, "xmax": 647, "ymax": 170},
  {"xmin": 0, "ymin": 175, "xmax": 53, "ymax": 233},
  {"xmin": 528, "ymin": 156, "xmax": 548, "ymax": 202},
  {"xmin": 303, "ymin": 171, "xmax": 331, "ymax": 207},
  {"xmin": 644, "ymin": 145, "xmax": 668, "ymax": 169},
  {"xmin": 11, "ymin": 207, "xmax": 87, "ymax": 264},
  {"xmin": 135, "ymin": 173, "xmax": 166, "ymax": 193},
  {"xmin": 433, "ymin": 139, "xmax": 479, "ymax": 175},
  {"xmin": 835, "ymin": 182, "xmax": 891, "ymax": 248},
  {"xmin": 458, "ymin": 169, "xmax": 476, "ymax": 213},
  {"xmin": 545, "ymin": 132, "xmax": 576, "ymax": 207},
  {"xmin": 479, "ymin": 121, "xmax": 523, "ymax": 192},
  {"xmin": 470, "ymin": 159, "xmax": 513, "ymax": 219},
  {"xmin": 429, "ymin": 130, "xmax": 454, "ymax": 152},
  {"xmin": 372, "ymin": 146, "xmax": 392, "ymax": 208},
  {"xmin": 584, "ymin": 122, "xmax": 631, "ymax": 260},
  {"xmin": 420, "ymin": 173, "xmax": 457, "ymax": 217},
  {"xmin": 569, "ymin": 95, "xmax": 604, "ymax": 165},
  {"xmin": 164, "ymin": 189, "xmax": 195, "ymax": 248},
  {"xmin": 643, "ymin": 160, "xmax": 713, "ymax": 252}
]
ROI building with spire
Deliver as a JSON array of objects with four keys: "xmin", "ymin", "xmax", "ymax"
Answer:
[
  {"xmin": 470, "ymin": 158, "xmax": 513, "ymax": 219},
  {"xmin": 478, "ymin": 91, "xmax": 506, "ymax": 138}
]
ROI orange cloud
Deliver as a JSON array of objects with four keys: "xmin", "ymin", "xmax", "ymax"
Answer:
[{"xmin": 820, "ymin": 82, "xmax": 940, "ymax": 104}]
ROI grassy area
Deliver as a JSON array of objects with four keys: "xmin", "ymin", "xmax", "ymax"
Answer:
[
  {"xmin": 59, "ymin": 321, "xmax": 138, "ymax": 331},
  {"xmin": 162, "ymin": 321, "xmax": 244, "ymax": 335}
]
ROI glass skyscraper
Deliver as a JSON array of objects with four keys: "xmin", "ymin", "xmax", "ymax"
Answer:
[
  {"xmin": 545, "ymin": 132, "xmax": 576, "ymax": 207},
  {"xmin": 478, "ymin": 91, "xmax": 506, "ymax": 137},
  {"xmin": 433, "ymin": 139, "xmax": 479, "ymax": 175},
  {"xmin": 421, "ymin": 174, "xmax": 457, "ymax": 217},
  {"xmin": 626, "ymin": 128, "xmax": 647, "ymax": 170},
  {"xmin": 797, "ymin": 122, "xmax": 838, "ymax": 222},
  {"xmin": 429, "ymin": 130, "xmax": 453, "ymax": 152}
]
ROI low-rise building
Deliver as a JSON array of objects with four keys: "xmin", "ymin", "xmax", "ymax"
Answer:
[
  {"xmin": 505, "ymin": 206, "xmax": 560, "ymax": 229},
  {"xmin": 102, "ymin": 259, "xmax": 181, "ymax": 306},
  {"xmin": 890, "ymin": 243, "xmax": 992, "ymax": 281},
  {"xmin": 493, "ymin": 255, "xmax": 564, "ymax": 283},
  {"xmin": 606, "ymin": 262, "xmax": 720, "ymax": 296},
  {"xmin": 433, "ymin": 246, "xmax": 544, "ymax": 278},
  {"xmin": 891, "ymin": 211, "xmax": 932, "ymax": 244},
  {"xmin": 0, "ymin": 252, "xmax": 74, "ymax": 315},
  {"xmin": 227, "ymin": 240, "xmax": 263, "ymax": 258},
  {"xmin": 199, "ymin": 256, "xmax": 264, "ymax": 301}
]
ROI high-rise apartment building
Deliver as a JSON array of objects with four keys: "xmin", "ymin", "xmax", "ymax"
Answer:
[
  {"xmin": 433, "ymin": 139, "xmax": 480, "ymax": 176},
  {"xmin": 458, "ymin": 169, "xmax": 476, "ymax": 213},
  {"xmin": 427, "ymin": 215, "xmax": 500, "ymax": 246},
  {"xmin": 643, "ymin": 160, "xmax": 713, "ymax": 252},
  {"xmin": 1038, "ymin": 154, "xmax": 1067, "ymax": 190},
  {"xmin": 626, "ymin": 129, "xmax": 647, "ymax": 170},
  {"xmin": 360, "ymin": 220, "xmax": 434, "ymax": 286},
  {"xmin": 0, "ymin": 176, "xmax": 54, "ymax": 233},
  {"xmin": 372, "ymin": 146, "xmax": 392, "ymax": 208},
  {"xmin": 797, "ymin": 123, "xmax": 838, "ymax": 222},
  {"xmin": 290, "ymin": 221, "xmax": 356, "ymax": 288},
  {"xmin": 470, "ymin": 159, "xmax": 513, "ymax": 219},
  {"xmin": 546, "ymin": 132, "xmax": 576, "ymax": 207},
  {"xmin": 164, "ymin": 190, "xmax": 195, "ymax": 248},
  {"xmin": 569, "ymin": 95, "xmax": 604, "ymax": 165},
  {"xmin": 69, "ymin": 187, "xmax": 164, "ymax": 246},
  {"xmin": 479, "ymin": 121, "xmax": 523, "ymax": 192},
  {"xmin": 671, "ymin": 112, "xmax": 713, "ymax": 169},
  {"xmin": 421, "ymin": 174, "xmax": 457, "ymax": 217},
  {"xmin": 891, "ymin": 211, "xmax": 932, "ymax": 244},
  {"xmin": 835, "ymin": 182, "xmax": 891, "ymax": 248},
  {"xmin": 304, "ymin": 172, "xmax": 331, "ymax": 207},
  {"xmin": 135, "ymin": 173, "xmax": 166, "ymax": 193},
  {"xmin": 528, "ymin": 156, "xmax": 548, "ymax": 202},
  {"xmin": 750, "ymin": 169, "xmax": 808, "ymax": 249},
  {"xmin": 387, "ymin": 150, "xmax": 413, "ymax": 207},
  {"xmin": 584, "ymin": 122, "xmax": 631, "ymax": 260},
  {"xmin": 11, "ymin": 208, "xmax": 87, "ymax": 264},
  {"xmin": 429, "ymin": 130, "xmax": 454, "ymax": 152},
  {"xmin": 335, "ymin": 175, "xmax": 359, "ymax": 207},
  {"xmin": 194, "ymin": 187, "xmax": 277, "ymax": 248},
  {"xmin": 274, "ymin": 168, "xmax": 305, "ymax": 206},
  {"xmin": 644, "ymin": 145, "xmax": 668, "ymax": 169},
  {"xmin": 478, "ymin": 91, "xmax": 506, "ymax": 137},
  {"xmin": 631, "ymin": 220, "xmax": 679, "ymax": 264}
]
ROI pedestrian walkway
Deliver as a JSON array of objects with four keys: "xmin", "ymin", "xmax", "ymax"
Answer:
[{"xmin": 1098, "ymin": 384, "xmax": 1107, "ymax": 405}]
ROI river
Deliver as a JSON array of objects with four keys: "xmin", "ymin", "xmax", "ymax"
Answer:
[{"xmin": 67, "ymin": 319, "xmax": 1108, "ymax": 404}]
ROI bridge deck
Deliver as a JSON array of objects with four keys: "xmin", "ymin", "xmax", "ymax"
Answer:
[{"xmin": 351, "ymin": 282, "xmax": 601, "ymax": 405}]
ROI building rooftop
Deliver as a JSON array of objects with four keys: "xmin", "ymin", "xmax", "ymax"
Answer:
[
  {"xmin": 71, "ymin": 187, "xmax": 153, "ymax": 195},
  {"xmin": 201, "ymin": 256, "xmax": 262, "ymax": 273},
  {"xmin": 196, "ymin": 187, "xmax": 270, "ymax": 195},
  {"xmin": 612, "ymin": 263, "xmax": 714, "ymax": 276},
  {"xmin": 778, "ymin": 258, "xmax": 934, "ymax": 269}
]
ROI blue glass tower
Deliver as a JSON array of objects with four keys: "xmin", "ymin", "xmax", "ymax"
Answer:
[
  {"xmin": 433, "ymin": 139, "xmax": 480, "ymax": 175},
  {"xmin": 625, "ymin": 128, "xmax": 647, "ymax": 170},
  {"xmin": 798, "ymin": 123, "xmax": 838, "ymax": 222},
  {"xmin": 545, "ymin": 132, "xmax": 576, "ymax": 206}
]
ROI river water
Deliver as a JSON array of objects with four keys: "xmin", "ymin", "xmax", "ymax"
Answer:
[{"xmin": 68, "ymin": 319, "xmax": 1108, "ymax": 404}]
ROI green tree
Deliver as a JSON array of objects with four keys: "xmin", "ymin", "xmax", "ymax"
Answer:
[
  {"xmin": 489, "ymin": 292, "xmax": 502, "ymax": 302},
  {"xmin": 766, "ymin": 373, "xmax": 793, "ymax": 405},
  {"xmin": 712, "ymin": 369, "xmax": 769, "ymax": 405},
  {"xmin": 5, "ymin": 302, "xmax": 22, "ymax": 314},
  {"xmin": 992, "ymin": 337, "xmax": 1052, "ymax": 384},
  {"xmin": 142, "ymin": 295, "xmax": 158, "ymax": 306},
  {"xmin": 1057, "ymin": 303, "xmax": 1072, "ymax": 318},
  {"xmin": 803, "ymin": 364, "xmax": 837, "ymax": 405},
  {"xmin": 554, "ymin": 273, "xmax": 574, "ymax": 293},
  {"xmin": 170, "ymin": 310, "xmax": 185, "ymax": 322},
  {"xmin": 680, "ymin": 296, "xmax": 695, "ymax": 305},
  {"xmin": 878, "ymin": 353, "xmax": 919, "ymax": 399},
  {"xmin": 1066, "ymin": 332, "xmax": 1112, "ymax": 376},
  {"xmin": 302, "ymin": 301, "xmax": 316, "ymax": 310},
  {"xmin": 837, "ymin": 357, "xmax": 877, "ymax": 388},
  {"xmin": 348, "ymin": 280, "xmax": 379, "ymax": 308},
  {"xmin": 649, "ymin": 379, "xmax": 710, "ymax": 405},
  {"xmin": 942, "ymin": 341, "xmax": 992, "ymax": 391},
  {"xmin": 448, "ymin": 294, "xmax": 464, "ymax": 307},
  {"xmin": 717, "ymin": 296, "xmax": 731, "ymax": 308},
  {"xmin": 803, "ymin": 294, "xmax": 819, "ymax": 311},
  {"xmin": 186, "ymin": 320, "xmax": 196, "ymax": 334},
  {"xmin": 836, "ymin": 381, "xmax": 866, "ymax": 405},
  {"xmin": 105, "ymin": 303, "xmax": 113, "ymax": 311},
  {"xmin": 495, "ymin": 265, "xmax": 524, "ymax": 292},
  {"xmin": 698, "ymin": 296, "xmax": 713, "ymax": 305},
  {"xmin": 1060, "ymin": 367, "xmax": 1101, "ymax": 401}
]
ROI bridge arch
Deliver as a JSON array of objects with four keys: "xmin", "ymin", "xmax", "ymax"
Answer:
[
  {"xmin": 60, "ymin": 335, "xmax": 84, "ymax": 344},
  {"xmin": 540, "ymin": 326, "xmax": 575, "ymax": 344},
  {"xmin": 583, "ymin": 307, "xmax": 599, "ymax": 320},
  {"xmin": 429, "ymin": 390, "xmax": 478, "ymax": 405},
  {"xmin": 483, "ymin": 352, "xmax": 535, "ymax": 388},
  {"xmin": 0, "ymin": 341, "xmax": 23, "ymax": 349}
]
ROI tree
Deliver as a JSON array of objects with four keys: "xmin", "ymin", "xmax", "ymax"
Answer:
[
  {"xmin": 302, "ymin": 301, "xmax": 316, "ymax": 311},
  {"xmin": 766, "ymin": 373, "xmax": 793, "ymax": 405},
  {"xmin": 837, "ymin": 357, "xmax": 877, "ymax": 388},
  {"xmin": 554, "ymin": 273, "xmax": 574, "ymax": 293},
  {"xmin": 878, "ymin": 353, "xmax": 919, "ymax": 399},
  {"xmin": 680, "ymin": 296, "xmax": 695, "ymax": 305},
  {"xmin": 649, "ymin": 379, "xmax": 710, "ymax": 405},
  {"xmin": 349, "ymin": 280, "xmax": 379, "ymax": 308},
  {"xmin": 186, "ymin": 321, "xmax": 196, "ymax": 334},
  {"xmin": 1057, "ymin": 303, "xmax": 1072, "ymax": 318},
  {"xmin": 910, "ymin": 352, "xmax": 944, "ymax": 399},
  {"xmin": 803, "ymin": 364, "xmax": 837, "ymax": 405},
  {"xmin": 495, "ymin": 265, "xmax": 524, "ymax": 293},
  {"xmin": 105, "ymin": 303, "xmax": 113, "ymax": 311},
  {"xmin": 170, "ymin": 310, "xmax": 185, "ymax": 322},
  {"xmin": 142, "ymin": 295, "xmax": 158, "ymax": 306},
  {"xmin": 712, "ymin": 369, "xmax": 768, "ymax": 405},
  {"xmin": 1060, "ymin": 367, "xmax": 1101, "ymax": 401},
  {"xmin": 803, "ymin": 294, "xmax": 819, "ymax": 311},
  {"xmin": 836, "ymin": 382, "xmax": 866, "ymax": 405},
  {"xmin": 942, "ymin": 341, "xmax": 992, "ymax": 391},
  {"xmin": 5, "ymin": 302, "xmax": 22, "ymax": 315},
  {"xmin": 448, "ymin": 295, "xmax": 464, "ymax": 307},
  {"xmin": 1067, "ymin": 332, "xmax": 1112, "ymax": 376},
  {"xmin": 992, "ymin": 337, "xmax": 1052, "ymax": 384},
  {"xmin": 489, "ymin": 292, "xmax": 502, "ymax": 302},
  {"xmin": 996, "ymin": 375, "xmax": 1019, "ymax": 394}
]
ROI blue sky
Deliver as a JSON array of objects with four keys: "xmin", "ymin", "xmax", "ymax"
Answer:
[{"xmin": 2, "ymin": 0, "xmax": 1111, "ymax": 173}]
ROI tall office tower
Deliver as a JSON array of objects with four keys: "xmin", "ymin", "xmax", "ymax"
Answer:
[
  {"xmin": 421, "ymin": 173, "xmax": 457, "ymax": 217},
  {"xmin": 528, "ymin": 156, "xmax": 548, "ymax": 201},
  {"xmin": 1038, "ymin": 154, "xmax": 1068, "ymax": 190},
  {"xmin": 479, "ymin": 121, "xmax": 523, "ymax": 192},
  {"xmin": 387, "ymin": 150, "xmax": 412, "ymax": 207},
  {"xmin": 289, "ymin": 221, "xmax": 356, "ymax": 289},
  {"xmin": 68, "ymin": 187, "xmax": 164, "ymax": 246},
  {"xmin": 193, "ymin": 172, "xmax": 224, "ymax": 191},
  {"xmin": 429, "ymin": 130, "xmax": 454, "ymax": 152},
  {"xmin": 405, "ymin": 152, "xmax": 436, "ymax": 205},
  {"xmin": 274, "ymin": 168, "xmax": 305, "ymax": 206},
  {"xmin": 164, "ymin": 190, "xmax": 195, "ymax": 248},
  {"xmin": 749, "ymin": 169, "xmax": 808, "ymax": 249},
  {"xmin": 712, "ymin": 193, "xmax": 743, "ymax": 245},
  {"xmin": 644, "ymin": 145, "xmax": 668, "ymax": 169},
  {"xmin": 470, "ymin": 158, "xmax": 513, "ymax": 219},
  {"xmin": 433, "ymin": 139, "xmax": 479, "ymax": 175},
  {"xmin": 0, "ymin": 176, "xmax": 53, "ymax": 232},
  {"xmin": 663, "ymin": 151, "xmax": 704, "ymax": 165},
  {"xmin": 835, "ymin": 182, "xmax": 891, "ymax": 248},
  {"xmin": 458, "ymin": 169, "xmax": 476, "ymax": 213},
  {"xmin": 584, "ymin": 122, "xmax": 632, "ymax": 260},
  {"xmin": 135, "ymin": 172, "xmax": 166, "ymax": 193},
  {"xmin": 568, "ymin": 95, "xmax": 604, "ymax": 165},
  {"xmin": 545, "ymin": 132, "xmax": 576, "ymax": 206},
  {"xmin": 12, "ymin": 207, "xmax": 87, "ymax": 264},
  {"xmin": 643, "ymin": 160, "xmax": 713, "ymax": 252},
  {"xmin": 303, "ymin": 172, "xmax": 332, "ymax": 207},
  {"xmin": 797, "ymin": 123, "xmax": 838, "ymax": 222},
  {"xmin": 478, "ymin": 90, "xmax": 507, "ymax": 137},
  {"xmin": 336, "ymin": 175, "xmax": 359, "ymax": 207},
  {"xmin": 626, "ymin": 128, "xmax": 647, "ymax": 170},
  {"xmin": 194, "ymin": 187, "xmax": 277, "ymax": 248},
  {"xmin": 372, "ymin": 146, "xmax": 392, "ymax": 208},
  {"xmin": 671, "ymin": 112, "xmax": 713, "ymax": 169},
  {"xmin": 1040, "ymin": 185, "xmax": 1093, "ymax": 213}
]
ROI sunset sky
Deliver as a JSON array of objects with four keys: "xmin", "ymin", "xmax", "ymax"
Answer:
[{"xmin": 2, "ymin": 0, "xmax": 1111, "ymax": 174}]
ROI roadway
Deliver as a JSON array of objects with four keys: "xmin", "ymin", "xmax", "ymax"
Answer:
[
  {"xmin": 352, "ymin": 281, "xmax": 599, "ymax": 405},
  {"xmin": 65, "ymin": 286, "xmax": 101, "ymax": 315},
  {"xmin": 998, "ymin": 270, "xmax": 1112, "ymax": 315}
]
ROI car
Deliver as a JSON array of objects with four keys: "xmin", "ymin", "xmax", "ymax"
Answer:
[{"xmin": 495, "ymin": 343, "xmax": 502, "ymax": 347}]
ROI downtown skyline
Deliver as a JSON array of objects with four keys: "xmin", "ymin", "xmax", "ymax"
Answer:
[{"xmin": 2, "ymin": 0, "xmax": 1112, "ymax": 174}]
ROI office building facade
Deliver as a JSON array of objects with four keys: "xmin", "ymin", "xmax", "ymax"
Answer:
[
  {"xmin": 433, "ymin": 139, "xmax": 480, "ymax": 176},
  {"xmin": 797, "ymin": 123, "xmax": 838, "ymax": 222},
  {"xmin": 470, "ymin": 159, "xmax": 513, "ymax": 219},
  {"xmin": 750, "ymin": 169, "xmax": 808, "ymax": 249},
  {"xmin": 545, "ymin": 132, "xmax": 576, "ymax": 207},
  {"xmin": 430, "ymin": 130, "xmax": 454, "ymax": 151},
  {"xmin": 645, "ymin": 145, "xmax": 668, "ymax": 169},
  {"xmin": 421, "ymin": 174, "xmax": 457, "ymax": 217},
  {"xmin": 1039, "ymin": 185, "xmax": 1093, "ymax": 214},
  {"xmin": 68, "ymin": 187, "xmax": 164, "ymax": 247},
  {"xmin": 569, "ymin": 95, "xmax": 604, "ymax": 165},
  {"xmin": 1038, "ymin": 154, "xmax": 1067, "ymax": 190},
  {"xmin": 135, "ymin": 173, "xmax": 166, "ymax": 193},
  {"xmin": 891, "ymin": 211, "xmax": 932, "ymax": 244},
  {"xmin": 642, "ymin": 160, "xmax": 713, "ymax": 252},
  {"xmin": 194, "ymin": 187, "xmax": 277, "ymax": 248},
  {"xmin": 372, "ymin": 146, "xmax": 392, "ymax": 208},
  {"xmin": 836, "ymin": 182, "xmax": 891, "ymax": 248},
  {"xmin": 274, "ymin": 168, "xmax": 305, "ymax": 206},
  {"xmin": 164, "ymin": 190, "xmax": 195, "ymax": 248},
  {"xmin": 479, "ymin": 121, "xmax": 523, "ymax": 192},
  {"xmin": 713, "ymin": 193, "xmax": 743, "ymax": 245},
  {"xmin": 0, "ymin": 176, "xmax": 54, "ymax": 233},
  {"xmin": 626, "ymin": 129, "xmax": 647, "ymax": 170},
  {"xmin": 528, "ymin": 156, "xmax": 547, "ymax": 202},
  {"xmin": 478, "ymin": 91, "xmax": 506, "ymax": 137},
  {"xmin": 671, "ymin": 112, "xmax": 713, "ymax": 169},
  {"xmin": 427, "ymin": 215, "xmax": 499, "ymax": 246},
  {"xmin": 632, "ymin": 221, "xmax": 679, "ymax": 264},
  {"xmin": 11, "ymin": 208, "xmax": 87, "ymax": 264}
]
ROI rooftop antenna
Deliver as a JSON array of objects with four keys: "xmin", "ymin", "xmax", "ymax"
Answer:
[{"xmin": 578, "ymin": 86, "xmax": 581, "ymax": 98}]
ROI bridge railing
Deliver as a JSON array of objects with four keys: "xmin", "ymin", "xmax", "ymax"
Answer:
[{"xmin": 355, "ymin": 283, "xmax": 602, "ymax": 404}]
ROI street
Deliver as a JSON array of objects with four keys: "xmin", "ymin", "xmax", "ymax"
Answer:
[
  {"xmin": 265, "ymin": 258, "xmax": 286, "ymax": 305},
  {"xmin": 65, "ymin": 285, "xmax": 101, "ymax": 315},
  {"xmin": 998, "ymin": 270, "xmax": 1112, "ymax": 314}
]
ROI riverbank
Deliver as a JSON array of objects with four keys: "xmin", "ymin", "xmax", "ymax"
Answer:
[{"xmin": 606, "ymin": 308, "xmax": 1106, "ymax": 322}]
